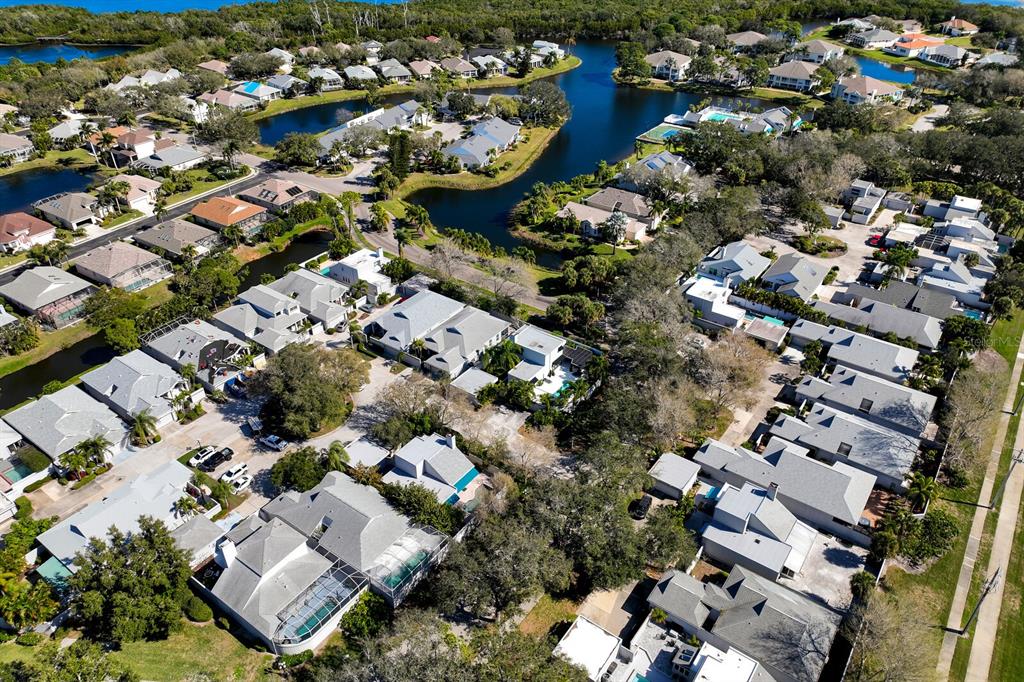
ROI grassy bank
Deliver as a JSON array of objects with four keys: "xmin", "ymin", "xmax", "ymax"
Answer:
[
  {"xmin": 0, "ymin": 323, "xmax": 95, "ymax": 381},
  {"xmin": 394, "ymin": 126, "xmax": 558, "ymax": 199},
  {"xmin": 0, "ymin": 148, "xmax": 99, "ymax": 178},
  {"xmin": 249, "ymin": 56, "xmax": 582, "ymax": 122}
]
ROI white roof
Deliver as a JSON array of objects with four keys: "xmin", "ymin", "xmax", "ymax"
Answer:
[
  {"xmin": 512, "ymin": 324, "xmax": 563, "ymax": 358},
  {"xmin": 650, "ymin": 452, "xmax": 700, "ymax": 492},
  {"xmin": 552, "ymin": 616, "xmax": 620, "ymax": 681}
]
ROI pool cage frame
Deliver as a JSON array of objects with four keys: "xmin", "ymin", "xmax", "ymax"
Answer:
[
  {"xmin": 365, "ymin": 524, "xmax": 449, "ymax": 606},
  {"xmin": 272, "ymin": 557, "xmax": 368, "ymax": 649}
]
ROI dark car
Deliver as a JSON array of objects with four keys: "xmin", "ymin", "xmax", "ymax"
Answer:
[
  {"xmin": 630, "ymin": 494, "xmax": 653, "ymax": 520},
  {"xmin": 198, "ymin": 447, "xmax": 234, "ymax": 472}
]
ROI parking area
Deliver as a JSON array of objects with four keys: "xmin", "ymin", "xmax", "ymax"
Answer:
[{"xmin": 789, "ymin": 533, "xmax": 869, "ymax": 611}]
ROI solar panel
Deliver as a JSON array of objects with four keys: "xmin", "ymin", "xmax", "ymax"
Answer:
[{"xmin": 285, "ymin": 186, "xmax": 304, "ymax": 197}]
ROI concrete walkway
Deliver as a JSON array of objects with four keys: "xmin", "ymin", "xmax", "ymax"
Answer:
[
  {"xmin": 964, "ymin": 352, "xmax": 1024, "ymax": 679},
  {"xmin": 936, "ymin": 346, "xmax": 1024, "ymax": 678}
]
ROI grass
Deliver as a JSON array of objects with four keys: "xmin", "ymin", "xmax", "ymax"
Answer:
[
  {"xmin": 0, "ymin": 148, "xmax": 98, "ymax": 178},
  {"xmin": 109, "ymin": 622, "xmax": 272, "ymax": 681},
  {"xmin": 101, "ymin": 208, "xmax": 143, "ymax": 229},
  {"xmin": 394, "ymin": 126, "xmax": 559, "ymax": 200},
  {"xmin": 255, "ymin": 216, "xmax": 332, "ymax": 256},
  {"xmin": 162, "ymin": 167, "xmax": 253, "ymax": 206},
  {"xmin": 0, "ymin": 322, "xmax": 95, "ymax": 381},
  {"xmin": 519, "ymin": 594, "xmax": 579, "ymax": 637}
]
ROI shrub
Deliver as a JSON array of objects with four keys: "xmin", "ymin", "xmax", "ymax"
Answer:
[
  {"xmin": 0, "ymin": 631, "xmax": 13, "ymax": 643},
  {"xmin": 184, "ymin": 595, "xmax": 213, "ymax": 623},
  {"xmin": 22, "ymin": 477, "xmax": 51, "ymax": 494},
  {"xmin": 15, "ymin": 632, "xmax": 45, "ymax": 646},
  {"xmin": 217, "ymin": 616, "xmax": 232, "ymax": 630},
  {"xmin": 14, "ymin": 496, "xmax": 31, "ymax": 521},
  {"xmin": 18, "ymin": 448, "xmax": 50, "ymax": 473},
  {"xmin": 278, "ymin": 650, "xmax": 314, "ymax": 668},
  {"xmin": 651, "ymin": 608, "xmax": 668, "ymax": 624}
]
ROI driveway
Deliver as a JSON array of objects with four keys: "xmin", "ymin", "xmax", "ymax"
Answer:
[
  {"xmin": 911, "ymin": 104, "xmax": 948, "ymax": 133},
  {"xmin": 789, "ymin": 534, "xmax": 868, "ymax": 612}
]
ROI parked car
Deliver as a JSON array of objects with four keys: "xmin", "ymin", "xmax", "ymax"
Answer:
[
  {"xmin": 188, "ymin": 445, "xmax": 216, "ymax": 468},
  {"xmin": 260, "ymin": 434, "xmax": 290, "ymax": 451},
  {"xmin": 198, "ymin": 447, "xmax": 234, "ymax": 472},
  {"xmin": 630, "ymin": 494, "xmax": 653, "ymax": 520},
  {"xmin": 220, "ymin": 462, "xmax": 249, "ymax": 484},
  {"xmin": 246, "ymin": 416, "xmax": 263, "ymax": 433},
  {"xmin": 867, "ymin": 234, "xmax": 882, "ymax": 247},
  {"xmin": 230, "ymin": 474, "xmax": 253, "ymax": 494}
]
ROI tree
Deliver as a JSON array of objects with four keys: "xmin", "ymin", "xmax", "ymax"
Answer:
[
  {"xmin": 387, "ymin": 130, "xmax": 412, "ymax": 180},
  {"xmin": 195, "ymin": 107, "xmax": 258, "ymax": 150},
  {"xmin": 325, "ymin": 441, "xmax": 350, "ymax": 471},
  {"xmin": 848, "ymin": 595, "xmax": 931, "ymax": 682},
  {"xmin": 373, "ymin": 165, "xmax": 401, "ymax": 199},
  {"xmin": 615, "ymin": 42, "xmax": 652, "ymax": 80},
  {"xmin": 906, "ymin": 473, "xmax": 938, "ymax": 511},
  {"xmin": 370, "ymin": 202, "xmax": 392, "ymax": 232},
  {"xmin": 248, "ymin": 345, "xmax": 370, "ymax": 439},
  {"xmin": 482, "ymin": 339, "xmax": 521, "ymax": 375},
  {"xmin": 129, "ymin": 408, "xmax": 159, "ymax": 446},
  {"xmin": 83, "ymin": 286, "xmax": 148, "ymax": 330},
  {"xmin": 172, "ymin": 495, "xmax": 200, "ymax": 518},
  {"xmin": 444, "ymin": 91, "xmax": 478, "ymax": 120},
  {"xmin": 274, "ymin": 132, "xmax": 322, "ymax": 167},
  {"xmin": 692, "ymin": 333, "xmax": 771, "ymax": 418},
  {"xmin": 519, "ymin": 81, "xmax": 571, "ymax": 126},
  {"xmin": 0, "ymin": 581, "xmax": 57, "ymax": 632},
  {"xmin": 69, "ymin": 517, "xmax": 192, "ymax": 643},
  {"xmin": 600, "ymin": 210, "xmax": 629, "ymax": 251},
  {"xmin": 269, "ymin": 447, "xmax": 328, "ymax": 492},
  {"xmin": 104, "ymin": 318, "xmax": 140, "ymax": 354},
  {"xmin": 643, "ymin": 505, "xmax": 697, "ymax": 569},
  {"xmin": 12, "ymin": 640, "xmax": 136, "ymax": 682},
  {"xmin": 74, "ymin": 434, "xmax": 112, "ymax": 466}
]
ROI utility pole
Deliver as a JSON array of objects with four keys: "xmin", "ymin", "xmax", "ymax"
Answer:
[
  {"xmin": 990, "ymin": 450, "xmax": 1024, "ymax": 510},
  {"xmin": 960, "ymin": 568, "xmax": 1000, "ymax": 636},
  {"xmin": 1009, "ymin": 380, "xmax": 1024, "ymax": 416}
]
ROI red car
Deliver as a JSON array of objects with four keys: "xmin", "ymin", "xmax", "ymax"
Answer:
[{"xmin": 867, "ymin": 234, "xmax": 882, "ymax": 247}]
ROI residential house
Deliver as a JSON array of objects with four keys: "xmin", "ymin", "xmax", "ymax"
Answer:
[
  {"xmin": 0, "ymin": 104, "xmax": 17, "ymax": 120},
  {"xmin": 74, "ymin": 241, "xmax": 172, "ymax": 292},
  {"xmin": 266, "ymin": 74, "xmax": 308, "ymax": 96},
  {"xmin": 106, "ymin": 68, "xmax": 181, "ymax": 93},
  {"xmin": 918, "ymin": 260, "xmax": 987, "ymax": 309},
  {"xmin": 238, "ymin": 179, "xmax": 318, "ymax": 214},
  {"xmin": 847, "ymin": 28, "xmax": 900, "ymax": 49},
  {"xmin": 700, "ymin": 482, "xmax": 817, "ymax": 581},
  {"xmin": 0, "ymin": 212, "xmax": 56, "ymax": 253},
  {"xmin": 144, "ymin": 319, "xmax": 248, "ymax": 391},
  {"xmin": 33, "ymin": 192, "xmax": 100, "ymax": 230},
  {"xmin": 197, "ymin": 59, "xmax": 230, "ymax": 76},
  {"xmin": 831, "ymin": 75, "xmax": 905, "ymax": 105},
  {"xmin": 366, "ymin": 289, "xmax": 466, "ymax": 356},
  {"xmin": 0, "ymin": 266, "xmax": 95, "ymax": 328},
  {"xmin": 0, "ymin": 134, "xmax": 33, "ymax": 164},
  {"xmin": 726, "ymin": 31, "xmax": 768, "ymax": 52},
  {"xmin": 795, "ymin": 365, "xmax": 937, "ymax": 438},
  {"xmin": 647, "ymin": 567, "xmax": 842, "ymax": 682},
  {"xmin": 812, "ymin": 298, "xmax": 943, "ymax": 349},
  {"xmin": 233, "ymin": 81, "xmax": 282, "ymax": 104},
  {"xmin": 507, "ymin": 324, "xmax": 566, "ymax": 385},
  {"xmin": 844, "ymin": 281, "xmax": 958, "ymax": 320},
  {"xmin": 103, "ymin": 173, "xmax": 162, "ymax": 213},
  {"xmin": 297, "ymin": 46, "xmax": 322, "ymax": 59},
  {"xmin": 697, "ymin": 240, "xmax": 771, "ymax": 286},
  {"xmin": 532, "ymin": 40, "xmax": 565, "ymax": 60},
  {"xmin": 329, "ymin": 247, "xmax": 395, "ymax": 298},
  {"xmin": 788, "ymin": 321, "xmax": 919, "ymax": 382},
  {"xmin": 34, "ymin": 460, "xmax": 197, "ymax": 585},
  {"xmin": 556, "ymin": 202, "xmax": 645, "ymax": 243},
  {"xmin": 309, "ymin": 66, "xmax": 346, "ymax": 90},
  {"xmin": 190, "ymin": 196, "xmax": 269, "ymax": 240},
  {"xmin": 678, "ymin": 105, "xmax": 801, "ymax": 136},
  {"xmin": 884, "ymin": 34, "xmax": 944, "ymax": 58},
  {"xmin": 113, "ymin": 129, "xmax": 156, "ymax": 165},
  {"xmin": 265, "ymin": 47, "xmax": 295, "ymax": 65},
  {"xmin": 761, "ymin": 253, "xmax": 826, "ymax": 300},
  {"xmin": 844, "ymin": 179, "xmax": 887, "ymax": 223},
  {"xmin": 771, "ymin": 405, "xmax": 917, "ymax": 490},
  {"xmin": 922, "ymin": 194, "xmax": 985, "ymax": 223},
  {"xmin": 267, "ymin": 269, "xmax": 351, "ymax": 331},
  {"xmin": 213, "ymin": 285, "xmax": 308, "ymax": 354},
  {"xmin": 835, "ymin": 17, "xmax": 876, "ymax": 32},
  {"xmin": 618, "ymin": 151, "xmax": 694, "ymax": 193},
  {"xmin": 443, "ymin": 117, "xmax": 521, "ymax": 169},
  {"xmin": 767, "ymin": 60, "xmax": 820, "ymax": 92},
  {"xmin": 408, "ymin": 60, "xmax": 441, "ymax": 79},
  {"xmin": 470, "ymin": 55, "xmax": 508, "ymax": 77},
  {"xmin": 648, "ymin": 452, "xmax": 700, "ymax": 500},
  {"xmin": 583, "ymin": 187, "xmax": 663, "ymax": 230},
  {"xmin": 694, "ymin": 437, "xmax": 875, "ymax": 545},
  {"xmin": 133, "ymin": 144, "xmax": 209, "ymax": 172},
  {"xmin": 134, "ymin": 218, "xmax": 220, "ymax": 260},
  {"xmin": 323, "ymin": 101, "xmax": 429, "ymax": 150},
  {"xmin": 644, "ymin": 51, "xmax": 691, "ymax": 81},
  {"xmin": 375, "ymin": 58, "xmax": 413, "ymax": 83},
  {"xmin": 384, "ymin": 433, "xmax": 479, "ymax": 504},
  {"xmin": 420, "ymin": 306, "xmax": 510, "ymax": 377},
  {"xmin": 788, "ymin": 39, "xmax": 844, "ymax": 64},
  {"xmin": 47, "ymin": 119, "xmax": 83, "ymax": 147},
  {"xmin": 440, "ymin": 57, "xmax": 478, "ymax": 79},
  {"xmin": 552, "ymin": 617, "xmax": 621, "ymax": 682},
  {"xmin": 4, "ymin": 385, "xmax": 127, "ymax": 462},
  {"xmin": 343, "ymin": 65, "xmax": 378, "ymax": 85},
  {"xmin": 198, "ymin": 89, "xmax": 259, "ymax": 112},
  {"xmin": 681, "ymin": 277, "xmax": 745, "ymax": 329},
  {"xmin": 361, "ymin": 40, "xmax": 384, "ymax": 57},
  {"xmin": 81, "ymin": 349, "xmax": 192, "ymax": 428},
  {"xmin": 919, "ymin": 44, "xmax": 971, "ymax": 68},
  {"xmin": 975, "ymin": 52, "xmax": 1018, "ymax": 68},
  {"xmin": 939, "ymin": 16, "xmax": 979, "ymax": 36}
]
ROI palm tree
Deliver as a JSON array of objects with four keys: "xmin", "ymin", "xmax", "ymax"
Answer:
[
  {"xmin": 75, "ymin": 434, "xmax": 112, "ymax": 466},
  {"xmin": 105, "ymin": 180, "xmax": 131, "ymax": 213},
  {"xmin": 221, "ymin": 140, "xmax": 240, "ymax": 170},
  {"xmin": 0, "ymin": 582, "xmax": 55, "ymax": 632},
  {"xmin": 405, "ymin": 204, "xmax": 433, "ymax": 235},
  {"xmin": 325, "ymin": 441, "xmax": 349, "ymax": 471},
  {"xmin": 98, "ymin": 131, "xmax": 118, "ymax": 169},
  {"xmin": 117, "ymin": 111, "xmax": 137, "ymax": 129},
  {"xmin": 483, "ymin": 339, "xmax": 520, "ymax": 375},
  {"xmin": 222, "ymin": 224, "xmax": 243, "ymax": 247},
  {"xmin": 130, "ymin": 408, "xmax": 159, "ymax": 446},
  {"xmin": 180, "ymin": 363, "xmax": 197, "ymax": 389},
  {"xmin": 409, "ymin": 337, "xmax": 427, "ymax": 359},
  {"xmin": 180, "ymin": 244, "xmax": 199, "ymax": 271},
  {"xmin": 58, "ymin": 448, "xmax": 89, "ymax": 478},
  {"xmin": 81, "ymin": 121, "xmax": 98, "ymax": 158},
  {"xmin": 340, "ymin": 191, "xmax": 360, "ymax": 236},
  {"xmin": 154, "ymin": 195, "xmax": 168, "ymax": 221},
  {"xmin": 907, "ymin": 473, "xmax": 938, "ymax": 511},
  {"xmin": 395, "ymin": 228, "xmax": 412, "ymax": 258},
  {"xmin": 909, "ymin": 354, "xmax": 943, "ymax": 390},
  {"xmin": 173, "ymin": 494, "xmax": 201, "ymax": 518}
]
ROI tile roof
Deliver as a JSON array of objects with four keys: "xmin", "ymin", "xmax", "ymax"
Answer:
[
  {"xmin": 191, "ymin": 196, "xmax": 266, "ymax": 227},
  {"xmin": 75, "ymin": 241, "xmax": 165, "ymax": 279},
  {"xmin": 0, "ymin": 212, "xmax": 55, "ymax": 245}
]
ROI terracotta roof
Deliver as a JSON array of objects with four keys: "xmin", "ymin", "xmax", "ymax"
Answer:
[
  {"xmin": 190, "ymin": 196, "xmax": 266, "ymax": 227},
  {"xmin": 87, "ymin": 126, "xmax": 129, "ymax": 145},
  {"xmin": 197, "ymin": 59, "xmax": 230, "ymax": 75},
  {"xmin": 0, "ymin": 212, "xmax": 55, "ymax": 245},
  {"xmin": 942, "ymin": 18, "xmax": 978, "ymax": 30}
]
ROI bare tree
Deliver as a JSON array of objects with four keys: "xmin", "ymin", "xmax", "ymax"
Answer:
[
  {"xmin": 429, "ymin": 239, "xmax": 471, "ymax": 280},
  {"xmin": 692, "ymin": 332, "xmax": 772, "ymax": 417},
  {"xmin": 941, "ymin": 350, "xmax": 1007, "ymax": 477},
  {"xmin": 847, "ymin": 595, "xmax": 931, "ymax": 682},
  {"xmin": 481, "ymin": 257, "xmax": 526, "ymax": 300}
]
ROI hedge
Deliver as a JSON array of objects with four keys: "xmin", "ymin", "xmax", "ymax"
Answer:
[
  {"xmin": 184, "ymin": 594, "xmax": 213, "ymax": 623},
  {"xmin": 14, "ymin": 496, "xmax": 31, "ymax": 521}
]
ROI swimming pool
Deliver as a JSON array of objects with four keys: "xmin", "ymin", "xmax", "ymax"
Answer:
[
  {"xmin": 2, "ymin": 461, "xmax": 33, "ymax": 483},
  {"xmin": 706, "ymin": 112, "xmax": 739, "ymax": 122},
  {"xmin": 964, "ymin": 310, "xmax": 983, "ymax": 320}
]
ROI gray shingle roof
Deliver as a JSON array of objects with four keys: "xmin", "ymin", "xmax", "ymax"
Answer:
[
  {"xmin": 0, "ymin": 266, "xmax": 93, "ymax": 311},
  {"xmin": 699, "ymin": 241, "xmax": 772, "ymax": 284},
  {"xmin": 4, "ymin": 385, "xmax": 126, "ymax": 459},
  {"xmin": 813, "ymin": 299, "xmax": 942, "ymax": 349},
  {"xmin": 80, "ymin": 349, "xmax": 183, "ymax": 421},
  {"xmin": 422, "ymin": 306, "xmax": 509, "ymax": 375},
  {"xmin": 649, "ymin": 452, "xmax": 700, "ymax": 491},
  {"xmin": 810, "ymin": 324, "xmax": 919, "ymax": 381},
  {"xmin": 763, "ymin": 253, "xmax": 825, "ymax": 300},
  {"xmin": 134, "ymin": 218, "xmax": 218, "ymax": 258},
  {"xmin": 370, "ymin": 290, "xmax": 465, "ymax": 350},
  {"xmin": 844, "ymin": 281, "xmax": 958, "ymax": 321}
]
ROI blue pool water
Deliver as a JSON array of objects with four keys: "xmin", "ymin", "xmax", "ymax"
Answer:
[
  {"xmin": 3, "ymin": 462, "xmax": 34, "ymax": 483},
  {"xmin": 964, "ymin": 310, "xmax": 984, "ymax": 320},
  {"xmin": 854, "ymin": 56, "xmax": 917, "ymax": 84},
  {"xmin": 707, "ymin": 112, "xmax": 739, "ymax": 122},
  {"xmin": 763, "ymin": 316, "xmax": 785, "ymax": 326}
]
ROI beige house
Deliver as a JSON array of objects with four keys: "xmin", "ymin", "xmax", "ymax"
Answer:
[{"xmin": 74, "ymin": 241, "xmax": 173, "ymax": 292}]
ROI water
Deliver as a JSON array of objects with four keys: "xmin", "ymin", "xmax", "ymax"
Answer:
[
  {"xmin": 0, "ymin": 167, "xmax": 98, "ymax": 215},
  {"xmin": 0, "ymin": 43, "xmax": 132, "ymax": 65},
  {"xmin": 0, "ymin": 0, "xmax": 401, "ymax": 10},
  {"xmin": 854, "ymin": 56, "xmax": 917, "ymax": 84},
  {"xmin": 258, "ymin": 99, "xmax": 374, "ymax": 147}
]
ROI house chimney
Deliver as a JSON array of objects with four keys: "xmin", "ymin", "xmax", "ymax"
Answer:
[
  {"xmin": 767, "ymin": 482, "xmax": 779, "ymax": 501},
  {"xmin": 216, "ymin": 540, "xmax": 237, "ymax": 568},
  {"xmin": 376, "ymin": 247, "xmax": 384, "ymax": 259},
  {"xmin": 445, "ymin": 433, "xmax": 456, "ymax": 449}
]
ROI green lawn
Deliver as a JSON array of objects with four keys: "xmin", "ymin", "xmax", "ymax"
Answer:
[
  {"xmin": 101, "ymin": 208, "xmax": 143, "ymax": 229},
  {"xmin": 162, "ymin": 168, "xmax": 252, "ymax": 206},
  {"xmin": 109, "ymin": 622, "xmax": 272, "ymax": 681},
  {"xmin": 0, "ymin": 323, "xmax": 96, "ymax": 382},
  {"xmin": 0, "ymin": 148, "xmax": 98, "ymax": 178},
  {"xmin": 519, "ymin": 594, "xmax": 579, "ymax": 638}
]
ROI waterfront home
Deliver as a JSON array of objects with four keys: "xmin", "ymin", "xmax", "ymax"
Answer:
[
  {"xmin": 233, "ymin": 81, "xmax": 283, "ymax": 104},
  {"xmin": 0, "ymin": 212, "xmax": 56, "ymax": 253},
  {"xmin": 787, "ymin": 39, "xmax": 844, "ymax": 64},
  {"xmin": 440, "ymin": 57, "xmax": 478, "ymax": 79},
  {"xmin": 322, "ymin": 101, "xmax": 429, "ymax": 149},
  {"xmin": 761, "ymin": 253, "xmax": 825, "ymax": 301},
  {"xmin": 197, "ymin": 59, "xmax": 230, "ymax": 76},
  {"xmin": 919, "ymin": 44, "xmax": 972, "ymax": 68},
  {"xmin": 106, "ymin": 68, "xmax": 181, "ymax": 93},
  {"xmin": 342, "ymin": 65, "xmax": 378, "ymax": 85},
  {"xmin": 788, "ymin": 321, "xmax": 919, "ymax": 382},
  {"xmin": 771, "ymin": 405, "xmax": 917, "ymax": 491},
  {"xmin": 239, "ymin": 179, "xmax": 318, "ymax": 214},
  {"xmin": 309, "ymin": 66, "xmax": 345, "ymax": 90},
  {"xmin": 420, "ymin": 305, "xmax": 511, "ymax": 377},
  {"xmin": 329, "ymin": 247, "xmax": 395, "ymax": 297},
  {"xmin": 0, "ymin": 267, "xmax": 95, "ymax": 328},
  {"xmin": 584, "ymin": 187, "xmax": 663, "ymax": 229},
  {"xmin": 883, "ymin": 33, "xmax": 943, "ymax": 58},
  {"xmin": 831, "ymin": 75, "xmax": 905, "ymax": 105},
  {"xmin": 644, "ymin": 50, "xmax": 691, "ymax": 81},
  {"xmin": 212, "ymin": 285, "xmax": 308, "ymax": 353},
  {"xmin": 375, "ymin": 58, "xmax": 412, "ymax": 83},
  {"xmin": 33, "ymin": 192, "xmax": 101, "ymax": 230},
  {"xmin": 648, "ymin": 452, "xmax": 700, "ymax": 500},
  {"xmin": 74, "ymin": 241, "xmax": 172, "ymax": 292},
  {"xmin": 726, "ymin": 30, "xmax": 768, "ymax": 52},
  {"xmin": 266, "ymin": 74, "xmax": 308, "ymax": 96},
  {"xmin": 694, "ymin": 437, "xmax": 875, "ymax": 545},
  {"xmin": 144, "ymin": 319, "xmax": 248, "ymax": 391},
  {"xmin": 190, "ymin": 196, "xmax": 269, "ymax": 240},
  {"xmin": 384, "ymin": 433, "xmax": 479, "ymax": 504},
  {"xmin": 647, "ymin": 566, "xmax": 842, "ymax": 682},
  {"xmin": 678, "ymin": 105, "xmax": 800, "ymax": 136},
  {"xmin": 697, "ymin": 240, "xmax": 771, "ymax": 286},
  {"xmin": 103, "ymin": 173, "xmax": 162, "ymax": 213},
  {"xmin": 975, "ymin": 52, "xmax": 1018, "ymax": 68},
  {"xmin": 620, "ymin": 151, "xmax": 694, "ymax": 191},
  {"xmin": 812, "ymin": 298, "xmax": 943, "ymax": 349},
  {"xmin": 47, "ymin": 119, "xmax": 83, "ymax": 147},
  {"xmin": 180, "ymin": 95, "xmax": 211, "ymax": 123},
  {"xmin": 795, "ymin": 365, "xmax": 937, "ymax": 438},
  {"xmin": 81, "ymin": 350, "xmax": 192, "ymax": 428},
  {"xmin": 133, "ymin": 143, "xmax": 209, "ymax": 172},
  {"xmin": 4, "ymin": 385, "xmax": 127, "ymax": 463},
  {"xmin": 532, "ymin": 40, "xmax": 565, "ymax": 60},
  {"xmin": 267, "ymin": 269, "xmax": 351, "ymax": 331},
  {"xmin": 134, "ymin": 218, "xmax": 220, "ymax": 260},
  {"xmin": 766, "ymin": 60, "xmax": 820, "ymax": 92},
  {"xmin": 34, "ymin": 460, "xmax": 196, "ymax": 585},
  {"xmin": 113, "ymin": 129, "xmax": 157, "ymax": 164},
  {"xmin": 265, "ymin": 47, "xmax": 295, "ymax": 65},
  {"xmin": 556, "ymin": 202, "xmax": 646, "ymax": 243},
  {"xmin": 846, "ymin": 28, "xmax": 900, "ymax": 49},
  {"xmin": 365, "ymin": 289, "xmax": 466, "ymax": 357},
  {"xmin": 198, "ymin": 89, "xmax": 259, "ymax": 112},
  {"xmin": 443, "ymin": 117, "xmax": 521, "ymax": 169},
  {"xmin": 409, "ymin": 59, "xmax": 441, "ymax": 79},
  {"xmin": 0, "ymin": 133, "xmax": 34, "ymax": 165},
  {"xmin": 836, "ymin": 17, "xmax": 875, "ymax": 32},
  {"xmin": 681, "ymin": 277, "xmax": 745, "ymax": 329},
  {"xmin": 470, "ymin": 54, "xmax": 508, "ymax": 77},
  {"xmin": 939, "ymin": 16, "xmax": 979, "ymax": 36}
]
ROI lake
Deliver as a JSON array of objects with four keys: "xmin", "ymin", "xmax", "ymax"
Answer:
[
  {"xmin": 0, "ymin": 43, "xmax": 132, "ymax": 65},
  {"xmin": 0, "ymin": 166, "xmax": 98, "ymax": 214},
  {"xmin": 854, "ymin": 55, "xmax": 917, "ymax": 84},
  {"xmin": 0, "ymin": 0, "xmax": 400, "ymax": 10}
]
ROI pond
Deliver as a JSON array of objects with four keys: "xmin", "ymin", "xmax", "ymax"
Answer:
[
  {"xmin": 854, "ymin": 56, "xmax": 917, "ymax": 85},
  {"xmin": 0, "ymin": 0, "xmax": 401, "ymax": 11},
  {"xmin": 0, "ymin": 43, "xmax": 132, "ymax": 65},
  {"xmin": 0, "ymin": 166, "xmax": 98, "ymax": 215}
]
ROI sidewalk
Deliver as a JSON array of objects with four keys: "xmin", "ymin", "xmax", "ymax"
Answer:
[{"xmin": 936, "ymin": 347, "xmax": 1024, "ymax": 678}]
